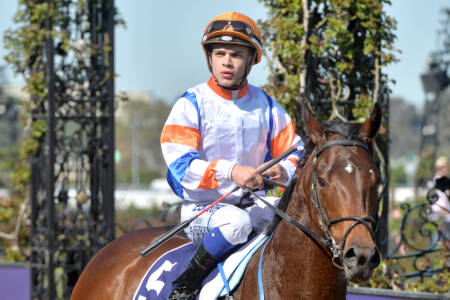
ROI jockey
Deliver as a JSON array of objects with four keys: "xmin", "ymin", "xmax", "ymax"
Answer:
[{"xmin": 160, "ymin": 12, "xmax": 304, "ymax": 300}]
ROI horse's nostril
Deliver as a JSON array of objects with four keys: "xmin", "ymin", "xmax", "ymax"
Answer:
[
  {"xmin": 345, "ymin": 247, "xmax": 377, "ymax": 267},
  {"xmin": 357, "ymin": 254, "xmax": 367, "ymax": 266},
  {"xmin": 344, "ymin": 247, "xmax": 356, "ymax": 259}
]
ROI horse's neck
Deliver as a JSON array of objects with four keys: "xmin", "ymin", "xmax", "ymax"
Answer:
[{"xmin": 262, "ymin": 164, "xmax": 347, "ymax": 299}]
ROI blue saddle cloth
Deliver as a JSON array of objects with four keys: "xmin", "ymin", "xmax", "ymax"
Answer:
[{"xmin": 133, "ymin": 233, "xmax": 268, "ymax": 300}]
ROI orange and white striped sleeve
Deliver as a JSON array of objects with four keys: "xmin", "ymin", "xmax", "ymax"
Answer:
[{"xmin": 160, "ymin": 92, "xmax": 235, "ymax": 199}]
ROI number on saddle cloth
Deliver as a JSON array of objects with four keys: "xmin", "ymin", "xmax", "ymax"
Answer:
[{"xmin": 133, "ymin": 243, "xmax": 196, "ymax": 300}]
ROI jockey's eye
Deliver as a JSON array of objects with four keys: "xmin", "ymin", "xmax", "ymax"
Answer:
[{"xmin": 317, "ymin": 176, "xmax": 328, "ymax": 188}]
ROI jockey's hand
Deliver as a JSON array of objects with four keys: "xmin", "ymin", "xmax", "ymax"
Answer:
[
  {"xmin": 258, "ymin": 162, "xmax": 289, "ymax": 184},
  {"xmin": 231, "ymin": 165, "xmax": 264, "ymax": 190}
]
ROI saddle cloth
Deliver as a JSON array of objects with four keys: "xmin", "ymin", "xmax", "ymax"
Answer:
[{"xmin": 133, "ymin": 233, "xmax": 268, "ymax": 300}]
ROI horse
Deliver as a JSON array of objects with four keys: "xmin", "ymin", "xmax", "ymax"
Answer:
[{"xmin": 71, "ymin": 104, "xmax": 382, "ymax": 300}]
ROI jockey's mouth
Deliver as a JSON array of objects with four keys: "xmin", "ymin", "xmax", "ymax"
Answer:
[{"xmin": 221, "ymin": 71, "xmax": 234, "ymax": 79}]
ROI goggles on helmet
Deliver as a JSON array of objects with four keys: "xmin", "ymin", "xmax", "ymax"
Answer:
[{"xmin": 204, "ymin": 20, "xmax": 262, "ymax": 46}]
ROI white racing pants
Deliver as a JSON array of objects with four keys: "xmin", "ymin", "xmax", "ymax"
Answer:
[{"xmin": 181, "ymin": 196, "xmax": 280, "ymax": 245}]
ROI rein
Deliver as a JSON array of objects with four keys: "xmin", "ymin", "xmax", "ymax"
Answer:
[{"xmin": 250, "ymin": 139, "xmax": 377, "ymax": 269}]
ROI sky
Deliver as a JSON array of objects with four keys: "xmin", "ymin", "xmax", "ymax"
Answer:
[{"xmin": 0, "ymin": 0, "xmax": 449, "ymax": 109}]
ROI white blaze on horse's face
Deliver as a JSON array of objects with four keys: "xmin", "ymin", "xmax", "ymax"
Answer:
[{"xmin": 345, "ymin": 163, "xmax": 353, "ymax": 174}]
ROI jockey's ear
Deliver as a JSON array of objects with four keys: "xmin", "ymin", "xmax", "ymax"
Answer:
[
  {"xmin": 359, "ymin": 102, "xmax": 382, "ymax": 144},
  {"xmin": 302, "ymin": 105, "xmax": 326, "ymax": 145}
]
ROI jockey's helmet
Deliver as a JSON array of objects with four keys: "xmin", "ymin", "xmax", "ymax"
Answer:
[{"xmin": 201, "ymin": 12, "xmax": 262, "ymax": 73}]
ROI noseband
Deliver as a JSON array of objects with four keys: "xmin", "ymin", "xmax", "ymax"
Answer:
[
  {"xmin": 249, "ymin": 140, "xmax": 377, "ymax": 269},
  {"xmin": 310, "ymin": 140, "xmax": 377, "ymax": 268}
]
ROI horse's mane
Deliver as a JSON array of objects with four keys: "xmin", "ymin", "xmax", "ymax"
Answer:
[
  {"xmin": 263, "ymin": 118, "xmax": 364, "ymax": 234},
  {"xmin": 261, "ymin": 177, "xmax": 298, "ymax": 235},
  {"xmin": 323, "ymin": 119, "xmax": 362, "ymax": 139}
]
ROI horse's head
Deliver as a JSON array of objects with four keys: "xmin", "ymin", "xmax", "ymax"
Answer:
[{"xmin": 301, "ymin": 103, "xmax": 382, "ymax": 283}]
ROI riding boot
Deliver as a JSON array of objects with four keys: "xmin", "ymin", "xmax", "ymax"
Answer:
[{"xmin": 168, "ymin": 242, "xmax": 218, "ymax": 300}]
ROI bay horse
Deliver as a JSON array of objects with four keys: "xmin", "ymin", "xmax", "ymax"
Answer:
[{"xmin": 71, "ymin": 104, "xmax": 382, "ymax": 300}]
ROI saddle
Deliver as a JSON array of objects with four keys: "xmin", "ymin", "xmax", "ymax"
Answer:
[{"xmin": 133, "ymin": 233, "xmax": 269, "ymax": 300}]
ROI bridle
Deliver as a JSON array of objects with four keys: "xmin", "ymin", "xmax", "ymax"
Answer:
[
  {"xmin": 309, "ymin": 140, "xmax": 377, "ymax": 268},
  {"xmin": 249, "ymin": 140, "xmax": 378, "ymax": 269}
]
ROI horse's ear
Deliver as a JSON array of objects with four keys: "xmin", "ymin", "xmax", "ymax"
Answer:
[
  {"xmin": 302, "ymin": 105, "xmax": 326, "ymax": 145},
  {"xmin": 359, "ymin": 102, "xmax": 382, "ymax": 143}
]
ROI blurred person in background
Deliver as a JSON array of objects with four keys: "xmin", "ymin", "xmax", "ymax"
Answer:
[{"xmin": 427, "ymin": 155, "xmax": 449, "ymax": 240}]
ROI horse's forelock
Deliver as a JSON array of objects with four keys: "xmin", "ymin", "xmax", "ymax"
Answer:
[{"xmin": 322, "ymin": 119, "xmax": 362, "ymax": 140}]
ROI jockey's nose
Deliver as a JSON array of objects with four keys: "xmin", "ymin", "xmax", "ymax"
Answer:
[{"xmin": 222, "ymin": 53, "xmax": 233, "ymax": 67}]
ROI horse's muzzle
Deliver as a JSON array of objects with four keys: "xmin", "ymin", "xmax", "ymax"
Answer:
[{"xmin": 342, "ymin": 245, "xmax": 381, "ymax": 282}]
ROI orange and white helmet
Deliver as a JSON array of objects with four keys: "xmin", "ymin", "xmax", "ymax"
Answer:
[{"xmin": 201, "ymin": 12, "xmax": 263, "ymax": 71}]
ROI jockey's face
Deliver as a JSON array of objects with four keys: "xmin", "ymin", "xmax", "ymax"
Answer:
[{"xmin": 209, "ymin": 44, "xmax": 252, "ymax": 89}]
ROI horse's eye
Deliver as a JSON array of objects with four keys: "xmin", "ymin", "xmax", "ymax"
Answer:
[{"xmin": 317, "ymin": 176, "xmax": 328, "ymax": 187}]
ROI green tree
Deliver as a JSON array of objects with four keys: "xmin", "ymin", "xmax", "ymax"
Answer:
[
  {"xmin": 1, "ymin": 0, "xmax": 52, "ymax": 260},
  {"xmin": 258, "ymin": 0, "xmax": 398, "ymax": 125}
]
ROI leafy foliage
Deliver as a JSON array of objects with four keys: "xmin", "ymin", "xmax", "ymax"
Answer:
[
  {"xmin": 356, "ymin": 256, "xmax": 449, "ymax": 293},
  {"xmin": 1, "ymin": 0, "xmax": 53, "ymax": 261},
  {"xmin": 258, "ymin": 0, "xmax": 398, "ymax": 128},
  {"xmin": 1, "ymin": 0, "xmax": 124, "ymax": 263},
  {"xmin": 354, "ymin": 197, "xmax": 449, "ymax": 293}
]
